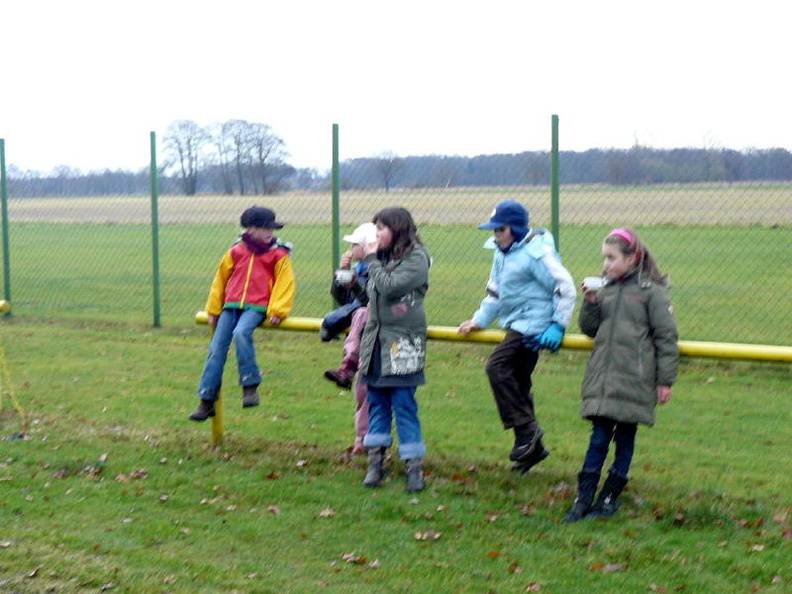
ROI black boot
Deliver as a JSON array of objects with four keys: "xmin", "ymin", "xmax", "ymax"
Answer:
[
  {"xmin": 405, "ymin": 459, "xmax": 425, "ymax": 493},
  {"xmin": 511, "ymin": 436, "xmax": 550, "ymax": 474},
  {"xmin": 242, "ymin": 385, "xmax": 260, "ymax": 408},
  {"xmin": 188, "ymin": 399, "xmax": 216, "ymax": 422},
  {"xmin": 363, "ymin": 447, "xmax": 387, "ymax": 487},
  {"xmin": 588, "ymin": 472, "xmax": 629, "ymax": 518},
  {"xmin": 562, "ymin": 471, "xmax": 601, "ymax": 523},
  {"xmin": 509, "ymin": 423, "xmax": 543, "ymax": 462}
]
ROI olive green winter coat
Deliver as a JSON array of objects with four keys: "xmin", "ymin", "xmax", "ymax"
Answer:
[
  {"xmin": 579, "ymin": 271, "xmax": 678, "ymax": 426},
  {"xmin": 356, "ymin": 246, "xmax": 430, "ymax": 382}
]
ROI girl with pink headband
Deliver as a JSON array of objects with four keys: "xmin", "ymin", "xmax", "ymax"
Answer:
[{"xmin": 564, "ymin": 228, "xmax": 678, "ymax": 522}]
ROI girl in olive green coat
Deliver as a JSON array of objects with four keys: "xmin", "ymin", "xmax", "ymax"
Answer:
[
  {"xmin": 564, "ymin": 229, "xmax": 678, "ymax": 522},
  {"xmin": 351, "ymin": 207, "xmax": 431, "ymax": 493}
]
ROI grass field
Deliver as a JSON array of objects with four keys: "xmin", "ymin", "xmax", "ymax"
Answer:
[
  {"xmin": 0, "ymin": 320, "xmax": 790, "ymax": 592},
  {"xmin": 1, "ymin": 182, "xmax": 791, "ymax": 590}
]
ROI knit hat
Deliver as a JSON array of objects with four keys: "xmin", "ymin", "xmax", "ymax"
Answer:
[
  {"xmin": 240, "ymin": 206, "xmax": 283, "ymax": 229},
  {"xmin": 478, "ymin": 200, "xmax": 529, "ymax": 241},
  {"xmin": 342, "ymin": 223, "xmax": 377, "ymax": 245}
]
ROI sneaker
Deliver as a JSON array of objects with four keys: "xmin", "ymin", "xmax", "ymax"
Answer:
[
  {"xmin": 188, "ymin": 399, "xmax": 216, "ymax": 422},
  {"xmin": 242, "ymin": 385, "xmax": 260, "ymax": 408},
  {"xmin": 324, "ymin": 369, "xmax": 354, "ymax": 389},
  {"xmin": 509, "ymin": 428, "xmax": 545, "ymax": 462}
]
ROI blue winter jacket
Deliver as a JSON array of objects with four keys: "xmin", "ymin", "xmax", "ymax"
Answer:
[{"xmin": 471, "ymin": 228, "xmax": 576, "ymax": 337}]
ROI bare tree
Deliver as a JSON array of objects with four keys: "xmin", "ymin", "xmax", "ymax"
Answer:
[
  {"xmin": 374, "ymin": 151, "xmax": 403, "ymax": 192},
  {"xmin": 208, "ymin": 122, "xmax": 235, "ymax": 195},
  {"xmin": 209, "ymin": 120, "xmax": 291, "ymax": 195},
  {"xmin": 163, "ymin": 120, "xmax": 209, "ymax": 195},
  {"xmin": 219, "ymin": 119, "xmax": 254, "ymax": 195},
  {"xmin": 249, "ymin": 123, "xmax": 290, "ymax": 194}
]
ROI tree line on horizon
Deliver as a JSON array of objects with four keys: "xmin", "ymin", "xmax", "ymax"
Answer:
[{"xmin": 5, "ymin": 118, "xmax": 792, "ymax": 197}]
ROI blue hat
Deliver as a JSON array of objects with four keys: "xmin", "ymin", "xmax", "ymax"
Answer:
[{"xmin": 478, "ymin": 200, "xmax": 529, "ymax": 240}]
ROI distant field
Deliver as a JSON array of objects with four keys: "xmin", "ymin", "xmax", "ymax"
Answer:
[{"xmin": 7, "ymin": 182, "xmax": 792, "ymax": 225}]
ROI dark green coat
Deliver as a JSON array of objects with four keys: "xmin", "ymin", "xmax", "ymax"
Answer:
[
  {"xmin": 356, "ymin": 246, "xmax": 430, "ymax": 384},
  {"xmin": 579, "ymin": 272, "xmax": 678, "ymax": 426}
]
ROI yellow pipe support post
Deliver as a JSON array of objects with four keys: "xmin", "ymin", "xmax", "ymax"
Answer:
[{"xmin": 205, "ymin": 325, "xmax": 224, "ymax": 447}]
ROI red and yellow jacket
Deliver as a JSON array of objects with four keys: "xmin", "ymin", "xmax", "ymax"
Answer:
[{"xmin": 204, "ymin": 240, "xmax": 296, "ymax": 319}]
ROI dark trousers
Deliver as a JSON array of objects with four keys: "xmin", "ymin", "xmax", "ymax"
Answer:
[
  {"xmin": 582, "ymin": 417, "xmax": 638, "ymax": 479},
  {"xmin": 485, "ymin": 330, "xmax": 540, "ymax": 430}
]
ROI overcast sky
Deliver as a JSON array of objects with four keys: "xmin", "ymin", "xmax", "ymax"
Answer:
[{"xmin": 1, "ymin": 0, "xmax": 789, "ymax": 173}]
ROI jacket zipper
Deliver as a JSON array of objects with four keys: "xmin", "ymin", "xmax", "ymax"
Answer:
[
  {"xmin": 599, "ymin": 283, "xmax": 625, "ymax": 413},
  {"xmin": 240, "ymin": 255, "xmax": 255, "ymax": 306}
]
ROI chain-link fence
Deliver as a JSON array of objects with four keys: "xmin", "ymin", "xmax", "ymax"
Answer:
[{"xmin": 1, "ymin": 134, "xmax": 791, "ymax": 347}]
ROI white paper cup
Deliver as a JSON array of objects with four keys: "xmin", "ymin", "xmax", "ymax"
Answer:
[
  {"xmin": 335, "ymin": 269, "xmax": 354, "ymax": 284},
  {"xmin": 582, "ymin": 276, "xmax": 604, "ymax": 291}
]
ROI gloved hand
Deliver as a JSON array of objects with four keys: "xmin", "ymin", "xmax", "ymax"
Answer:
[{"xmin": 538, "ymin": 323, "xmax": 565, "ymax": 352}]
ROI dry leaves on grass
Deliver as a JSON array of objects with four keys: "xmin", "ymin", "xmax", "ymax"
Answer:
[
  {"xmin": 115, "ymin": 469, "xmax": 148, "ymax": 483},
  {"xmin": 414, "ymin": 529, "xmax": 442, "ymax": 541},
  {"xmin": 589, "ymin": 563, "xmax": 627, "ymax": 573},
  {"xmin": 334, "ymin": 553, "xmax": 379, "ymax": 568}
]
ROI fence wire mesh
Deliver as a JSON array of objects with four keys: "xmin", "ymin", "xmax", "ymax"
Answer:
[{"xmin": 2, "ymin": 137, "xmax": 791, "ymax": 347}]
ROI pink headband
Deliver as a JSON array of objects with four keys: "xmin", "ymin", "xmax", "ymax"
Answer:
[{"xmin": 609, "ymin": 228, "xmax": 634, "ymax": 245}]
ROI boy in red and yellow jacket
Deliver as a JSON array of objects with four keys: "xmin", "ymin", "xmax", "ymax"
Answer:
[{"xmin": 189, "ymin": 206, "xmax": 296, "ymax": 422}]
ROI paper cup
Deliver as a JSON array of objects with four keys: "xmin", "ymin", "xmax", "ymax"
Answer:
[{"xmin": 582, "ymin": 277, "xmax": 604, "ymax": 291}]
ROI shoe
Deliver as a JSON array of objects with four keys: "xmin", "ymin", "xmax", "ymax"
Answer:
[
  {"xmin": 509, "ymin": 428, "xmax": 545, "ymax": 462},
  {"xmin": 324, "ymin": 369, "xmax": 353, "ymax": 389},
  {"xmin": 363, "ymin": 447, "xmax": 387, "ymax": 487},
  {"xmin": 562, "ymin": 471, "xmax": 601, "ymax": 523},
  {"xmin": 511, "ymin": 441, "xmax": 550, "ymax": 474},
  {"xmin": 188, "ymin": 399, "xmax": 216, "ymax": 422},
  {"xmin": 242, "ymin": 385, "xmax": 260, "ymax": 408},
  {"xmin": 587, "ymin": 472, "xmax": 629, "ymax": 519},
  {"xmin": 405, "ymin": 459, "xmax": 426, "ymax": 493}
]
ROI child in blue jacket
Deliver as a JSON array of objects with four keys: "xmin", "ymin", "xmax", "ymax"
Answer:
[{"xmin": 458, "ymin": 200, "xmax": 576, "ymax": 472}]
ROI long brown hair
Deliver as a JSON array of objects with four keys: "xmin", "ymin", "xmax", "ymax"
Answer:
[
  {"xmin": 604, "ymin": 228, "xmax": 667, "ymax": 285},
  {"xmin": 372, "ymin": 207, "xmax": 423, "ymax": 261}
]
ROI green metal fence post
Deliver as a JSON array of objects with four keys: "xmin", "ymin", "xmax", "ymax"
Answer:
[
  {"xmin": 331, "ymin": 124, "xmax": 341, "ymax": 306},
  {"xmin": 0, "ymin": 139, "xmax": 11, "ymax": 318},
  {"xmin": 550, "ymin": 114, "xmax": 560, "ymax": 251},
  {"xmin": 149, "ymin": 131, "xmax": 162, "ymax": 328}
]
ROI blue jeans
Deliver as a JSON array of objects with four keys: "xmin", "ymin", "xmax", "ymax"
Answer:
[
  {"xmin": 197, "ymin": 308, "xmax": 264, "ymax": 401},
  {"xmin": 363, "ymin": 386, "xmax": 426, "ymax": 460},
  {"xmin": 581, "ymin": 417, "xmax": 638, "ymax": 479}
]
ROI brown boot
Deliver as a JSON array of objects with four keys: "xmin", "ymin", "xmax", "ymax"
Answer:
[
  {"xmin": 324, "ymin": 368, "xmax": 354, "ymax": 389},
  {"xmin": 242, "ymin": 385, "xmax": 260, "ymax": 408}
]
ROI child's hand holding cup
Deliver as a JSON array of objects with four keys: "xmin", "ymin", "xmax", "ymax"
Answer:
[
  {"xmin": 582, "ymin": 277, "xmax": 604, "ymax": 292},
  {"xmin": 335, "ymin": 269, "xmax": 355, "ymax": 286},
  {"xmin": 582, "ymin": 276, "xmax": 604, "ymax": 303}
]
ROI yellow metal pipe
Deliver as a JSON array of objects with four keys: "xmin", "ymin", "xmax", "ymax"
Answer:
[{"xmin": 194, "ymin": 312, "xmax": 792, "ymax": 362}]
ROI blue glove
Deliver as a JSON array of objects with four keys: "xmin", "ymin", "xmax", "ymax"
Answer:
[{"xmin": 538, "ymin": 323, "xmax": 565, "ymax": 352}]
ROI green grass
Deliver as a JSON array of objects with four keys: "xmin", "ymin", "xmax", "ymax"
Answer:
[
  {"xmin": 1, "ymin": 320, "xmax": 790, "ymax": 592},
  {"xmin": 4, "ymin": 223, "xmax": 792, "ymax": 345}
]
